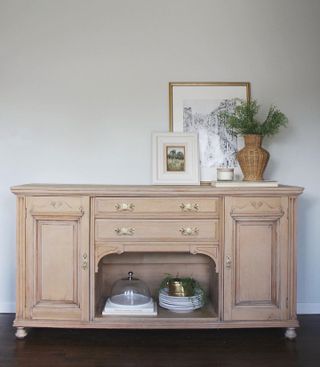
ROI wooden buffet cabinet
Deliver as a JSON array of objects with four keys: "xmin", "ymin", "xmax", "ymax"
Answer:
[{"xmin": 11, "ymin": 184, "xmax": 303, "ymax": 339}]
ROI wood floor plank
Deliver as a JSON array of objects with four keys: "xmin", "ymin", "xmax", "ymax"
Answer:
[{"xmin": 1, "ymin": 314, "xmax": 320, "ymax": 367}]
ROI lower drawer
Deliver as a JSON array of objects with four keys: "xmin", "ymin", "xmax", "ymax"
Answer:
[{"xmin": 95, "ymin": 219, "xmax": 219, "ymax": 242}]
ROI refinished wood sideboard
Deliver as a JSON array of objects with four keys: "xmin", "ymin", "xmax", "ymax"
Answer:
[{"xmin": 11, "ymin": 184, "xmax": 303, "ymax": 339}]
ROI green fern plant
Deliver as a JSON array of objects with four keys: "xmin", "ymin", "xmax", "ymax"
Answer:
[{"xmin": 219, "ymin": 99, "xmax": 288, "ymax": 137}]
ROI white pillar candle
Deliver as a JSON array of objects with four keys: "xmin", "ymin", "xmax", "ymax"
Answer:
[{"xmin": 217, "ymin": 168, "xmax": 234, "ymax": 181}]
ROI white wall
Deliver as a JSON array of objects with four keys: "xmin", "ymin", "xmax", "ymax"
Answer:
[{"xmin": 0, "ymin": 0, "xmax": 319, "ymax": 313}]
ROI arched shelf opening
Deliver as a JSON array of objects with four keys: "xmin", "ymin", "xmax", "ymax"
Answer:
[{"xmin": 94, "ymin": 251, "xmax": 219, "ymax": 321}]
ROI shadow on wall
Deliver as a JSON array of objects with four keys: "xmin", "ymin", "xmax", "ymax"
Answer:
[{"xmin": 297, "ymin": 193, "xmax": 319, "ymax": 303}]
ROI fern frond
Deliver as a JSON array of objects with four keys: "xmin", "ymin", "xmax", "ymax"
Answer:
[{"xmin": 219, "ymin": 100, "xmax": 288, "ymax": 137}]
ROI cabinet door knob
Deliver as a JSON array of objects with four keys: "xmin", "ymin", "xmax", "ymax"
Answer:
[
  {"xmin": 115, "ymin": 227, "xmax": 135, "ymax": 236},
  {"xmin": 82, "ymin": 255, "xmax": 88, "ymax": 270},
  {"xmin": 180, "ymin": 227, "xmax": 199, "ymax": 236},
  {"xmin": 115, "ymin": 203, "xmax": 135, "ymax": 212},
  {"xmin": 226, "ymin": 256, "xmax": 232, "ymax": 269},
  {"xmin": 180, "ymin": 203, "xmax": 199, "ymax": 212}
]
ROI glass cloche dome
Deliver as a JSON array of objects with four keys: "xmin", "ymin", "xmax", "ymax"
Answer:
[{"xmin": 109, "ymin": 271, "xmax": 151, "ymax": 307}]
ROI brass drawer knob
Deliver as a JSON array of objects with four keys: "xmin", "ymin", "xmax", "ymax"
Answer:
[
  {"xmin": 115, "ymin": 203, "xmax": 135, "ymax": 212},
  {"xmin": 115, "ymin": 227, "xmax": 135, "ymax": 236},
  {"xmin": 180, "ymin": 203, "xmax": 199, "ymax": 212},
  {"xmin": 180, "ymin": 227, "xmax": 199, "ymax": 236}
]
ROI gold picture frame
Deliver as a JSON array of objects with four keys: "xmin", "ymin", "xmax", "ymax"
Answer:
[{"xmin": 169, "ymin": 82, "xmax": 251, "ymax": 182}]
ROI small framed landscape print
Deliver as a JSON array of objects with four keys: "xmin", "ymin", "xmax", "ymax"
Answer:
[
  {"xmin": 152, "ymin": 132, "xmax": 200, "ymax": 185},
  {"xmin": 169, "ymin": 82, "xmax": 251, "ymax": 182},
  {"xmin": 166, "ymin": 146, "xmax": 185, "ymax": 172}
]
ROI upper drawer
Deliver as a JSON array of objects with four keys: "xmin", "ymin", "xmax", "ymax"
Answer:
[{"xmin": 95, "ymin": 197, "xmax": 219, "ymax": 218}]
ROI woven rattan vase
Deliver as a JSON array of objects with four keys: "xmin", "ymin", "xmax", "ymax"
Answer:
[{"xmin": 237, "ymin": 135, "xmax": 270, "ymax": 181}]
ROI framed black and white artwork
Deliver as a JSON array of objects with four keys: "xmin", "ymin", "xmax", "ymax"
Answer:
[{"xmin": 169, "ymin": 82, "xmax": 251, "ymax": 182}]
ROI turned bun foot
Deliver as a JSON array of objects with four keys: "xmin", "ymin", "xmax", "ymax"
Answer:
[
  {"xmin": 15, "ymin": 327, "xmax": 28, "ymax": 339},
  {"xmin": 285, "ymin": 327, "xmax": 297, "ymax": 340}
]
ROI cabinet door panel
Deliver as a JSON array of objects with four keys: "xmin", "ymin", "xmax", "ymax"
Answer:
[
  {"xmin": 37, "ymin": 221, "xmax": 78, "ymax": 302},
  {"xmin": 26, "ymin": 197, "xmax": 89, "ymax": 321},
  {"xmin": 236, "ymin": 222, "xmax": 274, "ymax": 304},
  {"xmin": 224, "ymin": 197, "xmax": 288, "ymax": 321}
]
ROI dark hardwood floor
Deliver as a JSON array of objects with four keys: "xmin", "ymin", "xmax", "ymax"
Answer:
[{"xmin": 1, "ymin": 314, "xmax": 320, "ymax": 367}]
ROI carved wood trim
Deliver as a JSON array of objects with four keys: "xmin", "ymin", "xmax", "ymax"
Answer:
[
  {"xmin": 29, "ymin": 212, "xmax": 84, "ymax": 219},
  {"xmin": 95, "ymin": 245, "xmax": 125, "ymax": 272},
  {"xmin": 230, "ymin": 199, "xmax": 284, "ymax": 219},
  {"xmin": 27, "ymin": 196, "xmax": 85, "ymax": 217},
  {"xmin": 190, "ymin": 245, "xmax": 219, "ymax": 273},
  {"xmin": 95, "ymin": 244, "xmax": 219, "ymax": 273},
  {"xmin": 48, "ymin": 200, "xmax": 73, "ymax": 210},
  {"xmin": 230, "ymin": 212, "xmax": 284, "ymax": 220},
  {"xmin": 232, "ymin": 199, "xmax": 281, "ymax": 211}
]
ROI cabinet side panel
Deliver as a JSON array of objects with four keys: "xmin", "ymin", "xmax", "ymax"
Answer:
[
  {"xmin": 15, "ymin": 196, "xmax": 26, "ymax": 320},
  {"xmin": 288, "ymin": 196, "xmax": 297, "ymax": 320}
]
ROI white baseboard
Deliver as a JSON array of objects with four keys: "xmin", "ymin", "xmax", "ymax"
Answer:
[
  {"xmin": 0, "ymin": 302, "xmax": 15, "ymax": 313},
  {"xmin": 1, "ymin": 302, "xmax": 320, "ymax": 314},
  {"xmin": 297, "ymin": 303, "xmax": 320, "ymax": 314}
]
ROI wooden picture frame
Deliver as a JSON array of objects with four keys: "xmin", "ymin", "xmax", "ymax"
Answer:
[{"xmin": 169, "ymin": 82, "xmax": 251, "ymax": 182}]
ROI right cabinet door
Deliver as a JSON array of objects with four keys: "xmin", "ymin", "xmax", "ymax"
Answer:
[{"xmin": 224, "ymin": 196, "xmax": 288, "ymax": 321}]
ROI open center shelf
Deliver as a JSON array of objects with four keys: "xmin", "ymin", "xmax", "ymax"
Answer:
[{"xmin": 94, "ymin": 252, "xmax": 219, "ymax": 326}]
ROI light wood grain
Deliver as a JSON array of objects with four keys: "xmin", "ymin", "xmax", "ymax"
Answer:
[
  {"xmin": 95, "ymin": 197, "xmax": 219, "ymax": 218},
  {"xmin": 15, "ymin": 196, "xmax": 26, "ymax": 320},
  {"xmin": 25, "ymin": 196, "xmax": 89, "ymax": 321},
  {"xmin": 13, "ymin": 317, "xmax": 299, "ymax": 329},
  {"xmin": 11, "ymin": 183, "xmax": 303, "ymax": 196},
  {"xmin": 224, "ymin": 196, "xmax": 288, "ymax": 321},
  {"xmin": 95, "ymin": 219, "xmax": 218, "ymax": 242},
  {"xmin": 12, "ymin": 184, "xmax": 302, "ymax": 332}
]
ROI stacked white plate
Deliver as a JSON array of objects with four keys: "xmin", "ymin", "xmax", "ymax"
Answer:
[{"xmin": 159, "ymin": 288, "xmax": 204, "ymax": 313}]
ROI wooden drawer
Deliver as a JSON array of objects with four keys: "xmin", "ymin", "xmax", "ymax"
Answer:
[
  {"xmin": 95, "ymin": 197, "xmax": 219, "ymax": 218},
  {"xmin": 95, "ymin": 219, "xmax": 219, "ymax": 242}
]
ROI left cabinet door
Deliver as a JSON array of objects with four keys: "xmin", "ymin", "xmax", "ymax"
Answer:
[{"xmin": 25, "ymin": 196, "xmax": 90, "ymax": 321}]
